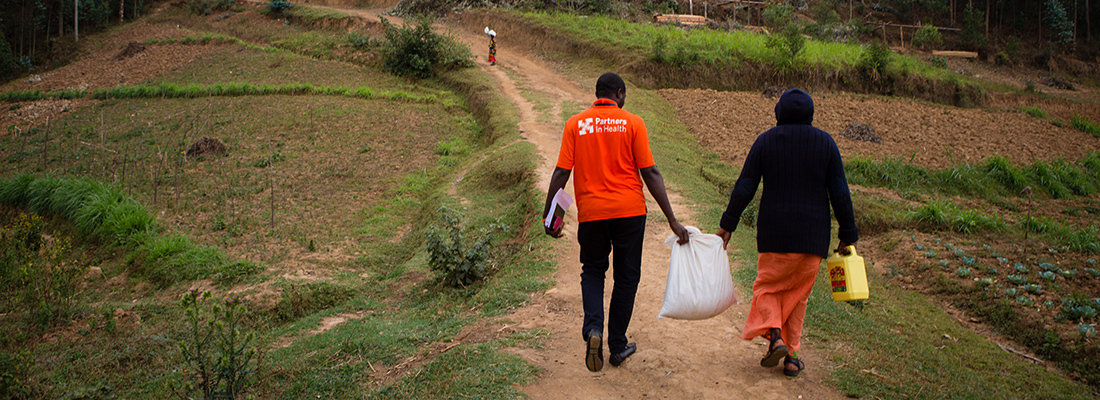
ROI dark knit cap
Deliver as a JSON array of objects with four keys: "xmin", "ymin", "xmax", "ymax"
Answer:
[{"xmin": 775, "ymin": 88, "xmax": 814, "ymax": 126}]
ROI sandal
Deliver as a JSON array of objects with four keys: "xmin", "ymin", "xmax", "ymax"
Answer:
[
  {"xmin": 783, "ymin": 356, "xmax": 804, "ymax": 377},
  {"xmin": 760, "ymin": 328, "xmax": 788, "ymax": 367}
]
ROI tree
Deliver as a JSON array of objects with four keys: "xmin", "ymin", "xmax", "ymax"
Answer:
[
  {"xmin": 960, "ymin": 3, "xmax": 987, "ymax": 51},
  {"xmin": 1044, "ymin": 0, "xmax": 1074, "ymax": 51}
]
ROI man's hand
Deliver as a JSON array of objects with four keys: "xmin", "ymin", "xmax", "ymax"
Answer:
[
  {"xmin": 670, "ymin": 219, "xmax": 689, "ymax": 245},
  {"xmin": 837, "ymin": 241, "xmax": 856, "ymax": 255},
  {"xmin": 716, "ymin": 228, "xmax": 731, "ymax": 249},
  {"xmin": 544, "ymin": 221, "xmax": 564, "ymax": 238}
]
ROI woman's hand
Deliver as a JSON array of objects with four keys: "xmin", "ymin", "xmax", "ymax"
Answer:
[{"xmin": 716, "ymin": 228, "xmax": 732, "ymax": 249}]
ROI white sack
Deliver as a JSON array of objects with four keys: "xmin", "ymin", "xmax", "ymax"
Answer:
[{"xmin": 658, "ymin": 226, "xmax": 738, "ymax": 320}]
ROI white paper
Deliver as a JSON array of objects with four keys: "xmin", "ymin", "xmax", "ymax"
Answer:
[{"xmin": 544, "ymin": 188, "xmax": 574, "ymax": 228}]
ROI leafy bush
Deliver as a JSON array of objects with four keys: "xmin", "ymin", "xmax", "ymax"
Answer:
[
  {"xmin": 762, "ymin": 3, "xmax": 795, "ymax": 28},
  {"xmin": 0, "ymin": 350, "xmax": 32, "ymax": 399},
  {"xmin": 0, "ymin": 32, "xmax": 22, "ymax": 82},
  {"xmin": 380, "ymin": 17, "xmax": 473, "ymax": 79},
  {"xmin": 811, "ymin": 0, "xmax": 840, "ymax": 24},
  {"xmin": 1, "ymin": 212, "xmax": 84, "ymax": 330},
  {"xmin": 858, "ymin": 41, "xmax": 892, "ymax": 80},
  {"xmin": 171, "ymin": 290, "xmax": 258, "ymax": 400},
  {"xmin": 346, "ymin": 32, "xmax": 379, "ymax": 51},
  {"xmin": 930, "ymin": 55, "xmax": 947, "ymax": 68},
  {"xmin": 766, "ymin": 24, "xmax": 805, "ymax": 70},
  {"xmin": 273, "ymin": 282, "xmax": 354, "ymax": 322},
  {"xmin": 426, "ymin": 206, "xmax": 506, "ymax": 288},
  {"xmin": 912, "ymin": 24, "xmax": 942, "ymax": 50},
  {"xmin": 185, "ymin": 0, "xmax": 236, "ymax": 15},
  {"xmin": 268, "ymin": 0, "xmax": 291, "ymax": 13}
]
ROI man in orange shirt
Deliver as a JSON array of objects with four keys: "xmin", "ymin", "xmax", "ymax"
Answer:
[{"xmin": 544, "ymin": 72, "xmax": 689, "ymax": 372}]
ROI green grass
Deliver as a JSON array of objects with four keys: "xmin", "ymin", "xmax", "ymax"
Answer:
[
  {"xmin": 145, "ymin": 33, "xmax": 247, "ymax": 47},
  {"xmin": 0, "ymin": 89, "xmax": 88, "ymax": 102},
  {"xmin": 1019, "ymin": 106, "xmax": 1049, "ymax": 119},
  {"xmin": 155, "ymin": 46, "xmax": 411, "ymax": 89},
  {"xmin": 517, "ymin": 11, "xmax": 967, "ymax": 88},
  {"xmin": 721, "ymin": 228, "xmax": 1094, "ymax": 399},
  {"xmin": 846, "ymin": 152, "xmax": 1100, "ymax": 201},
  {"xmin": 281, "ymin": 4, "xmax": 351, "ymax": 24},
  {"xmin": 0, "ymin": 174, "xmax": 263, "ymax": 287},
  {"xmin": 1072, "ymin": 114, "xmax": 1100, "ymax": 137},
  {"xmin": 88, "ymin": 82, "xmax": 439, "ymax": 102}
]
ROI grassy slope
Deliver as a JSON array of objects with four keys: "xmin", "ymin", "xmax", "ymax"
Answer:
[{"xmin": 0, "ymin": 10, "xmax": 552, "ymax": 400}]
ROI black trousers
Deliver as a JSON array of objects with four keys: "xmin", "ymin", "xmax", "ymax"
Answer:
[{"xmin": 577, "ymin": 214, "xmax": 646, "ymax": 354}]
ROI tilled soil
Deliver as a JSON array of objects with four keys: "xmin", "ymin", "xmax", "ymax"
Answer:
[{"xmin": 660, "ymin": 89, "xmax": 1100, "ymax": 169}]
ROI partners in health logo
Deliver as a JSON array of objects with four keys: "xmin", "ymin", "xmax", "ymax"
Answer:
[{"xmin": 578, "ymin": 117, "xmax": 628, "ymax": 136}]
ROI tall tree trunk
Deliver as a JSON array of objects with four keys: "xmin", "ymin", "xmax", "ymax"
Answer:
[
  {"xmin": 119, "ymin": 0, "xmax": 124, "ymax": 24},
  {"xmin": 75, "ymin": 0, "xmax": 79, "ymax": 42},
  {"xmin": 985, "ymin": 0, "xmax": 990, "ymax": 39},
  {"xmin": 20, "ymin": 0, "xmax": 26, "ymax": 56}
]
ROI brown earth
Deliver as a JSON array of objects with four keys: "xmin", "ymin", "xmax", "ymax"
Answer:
[{"xmin": 660, "ymin": 88, "xmax": 1100, "ymax": 170}]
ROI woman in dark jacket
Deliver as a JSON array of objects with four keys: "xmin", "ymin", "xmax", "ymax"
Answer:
[{"xmin": 716, "ymin": 88, "xmax": 859, "ymax": 377}]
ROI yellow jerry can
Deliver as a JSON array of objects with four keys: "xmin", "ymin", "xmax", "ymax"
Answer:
[{"xmin": 827, "ymin": 246, "xmax": 869, "ymax": 302}]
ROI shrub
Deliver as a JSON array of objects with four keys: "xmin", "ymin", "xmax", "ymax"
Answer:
[
  {"xmin": 268, "ymin": 0, "xmax": 291, "ymax": 13},
  {"xmin": 0, "ymin": 350, "xmax": 32, "ymax": 399},
  {"xmin": 171, "ymin": 290, "xmax": 258, "ymax": 400},
  {"xmin": 912, "ymin": 24, "xmax": 942, "ymax": 50},
  {"xmin": 273, "ymin": 282, "xmax": 354, "ymax": 322},
  {"xmin": 380, "ymin": 17, "xmax": 473, "ymax": 79},
  {"xmin": 762, "ymin": 3, "xmax": 795, "ymax": 28},
  {"xmin": 0, "ymin": 32, "xmax": 22, "ymax": 82},
  {"xmin": 930, "ymin": 55, "xmax": 947, "ymax": 68},
  {"xmin": 766, "ymin": 24, "xmax": 805, "ymax": 70},
  {"xmin": 425, "ymin": 206, "xmax": 506, "ymax": 288},
  {"xmin": 811, "ymin": 0, "xmax": 840, "ymax": 24},
  {"xmin": 858, "ymin": 41, "xmax": 892, "ymax": 80},
  {"xmin": 185, "ymin": 0, "xmax": 236, "ymax": 15}
]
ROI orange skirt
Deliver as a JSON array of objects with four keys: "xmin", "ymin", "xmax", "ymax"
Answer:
[{"xmin": 740, "ymin": 252, "xmax": 823, "ymax": 353}]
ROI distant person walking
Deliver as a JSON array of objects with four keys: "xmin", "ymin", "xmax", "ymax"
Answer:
[
  {"xmin": 544, "ymin": 72, "xmax": 689, "ymax": 372},
  {"xmin": 715, "ymin": 88, "xmax": 859, "ymax": 377},
  {"xmin": 484, "ymin": 27, "xmax": 496, "ymax": 65}
]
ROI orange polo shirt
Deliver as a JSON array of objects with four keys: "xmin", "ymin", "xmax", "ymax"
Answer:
[{"xmin": 556, "ymin": 98, "xmax": 655, "ymax": 223}]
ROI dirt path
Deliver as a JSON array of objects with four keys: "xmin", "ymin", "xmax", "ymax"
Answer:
[
  {"xmin": 322, "ymin": 6, "xmax": 851, "ymax": 399},
  {"xmin": 444, "ymin": 18, "xmax": 848, "ymax": 400}
]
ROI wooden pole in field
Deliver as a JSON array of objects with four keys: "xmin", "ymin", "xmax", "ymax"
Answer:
[{"xmin": 42, "ymin": 117, "xmax": 50, "ymax": 170}]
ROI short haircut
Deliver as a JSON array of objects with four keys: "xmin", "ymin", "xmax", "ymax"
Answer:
[{"xmin": 595, "ymin": 72, "xmax": 625, "ymax": 98}]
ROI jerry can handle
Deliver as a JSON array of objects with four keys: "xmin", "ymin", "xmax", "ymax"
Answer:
[{"xmin": 835, "ymin": 245, "xmax": 857, "ymax": 257}]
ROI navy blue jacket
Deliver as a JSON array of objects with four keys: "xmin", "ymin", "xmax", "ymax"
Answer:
[{"xmin": 719, "ymin": 89, "xmax": 859, "ymax": 258}]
